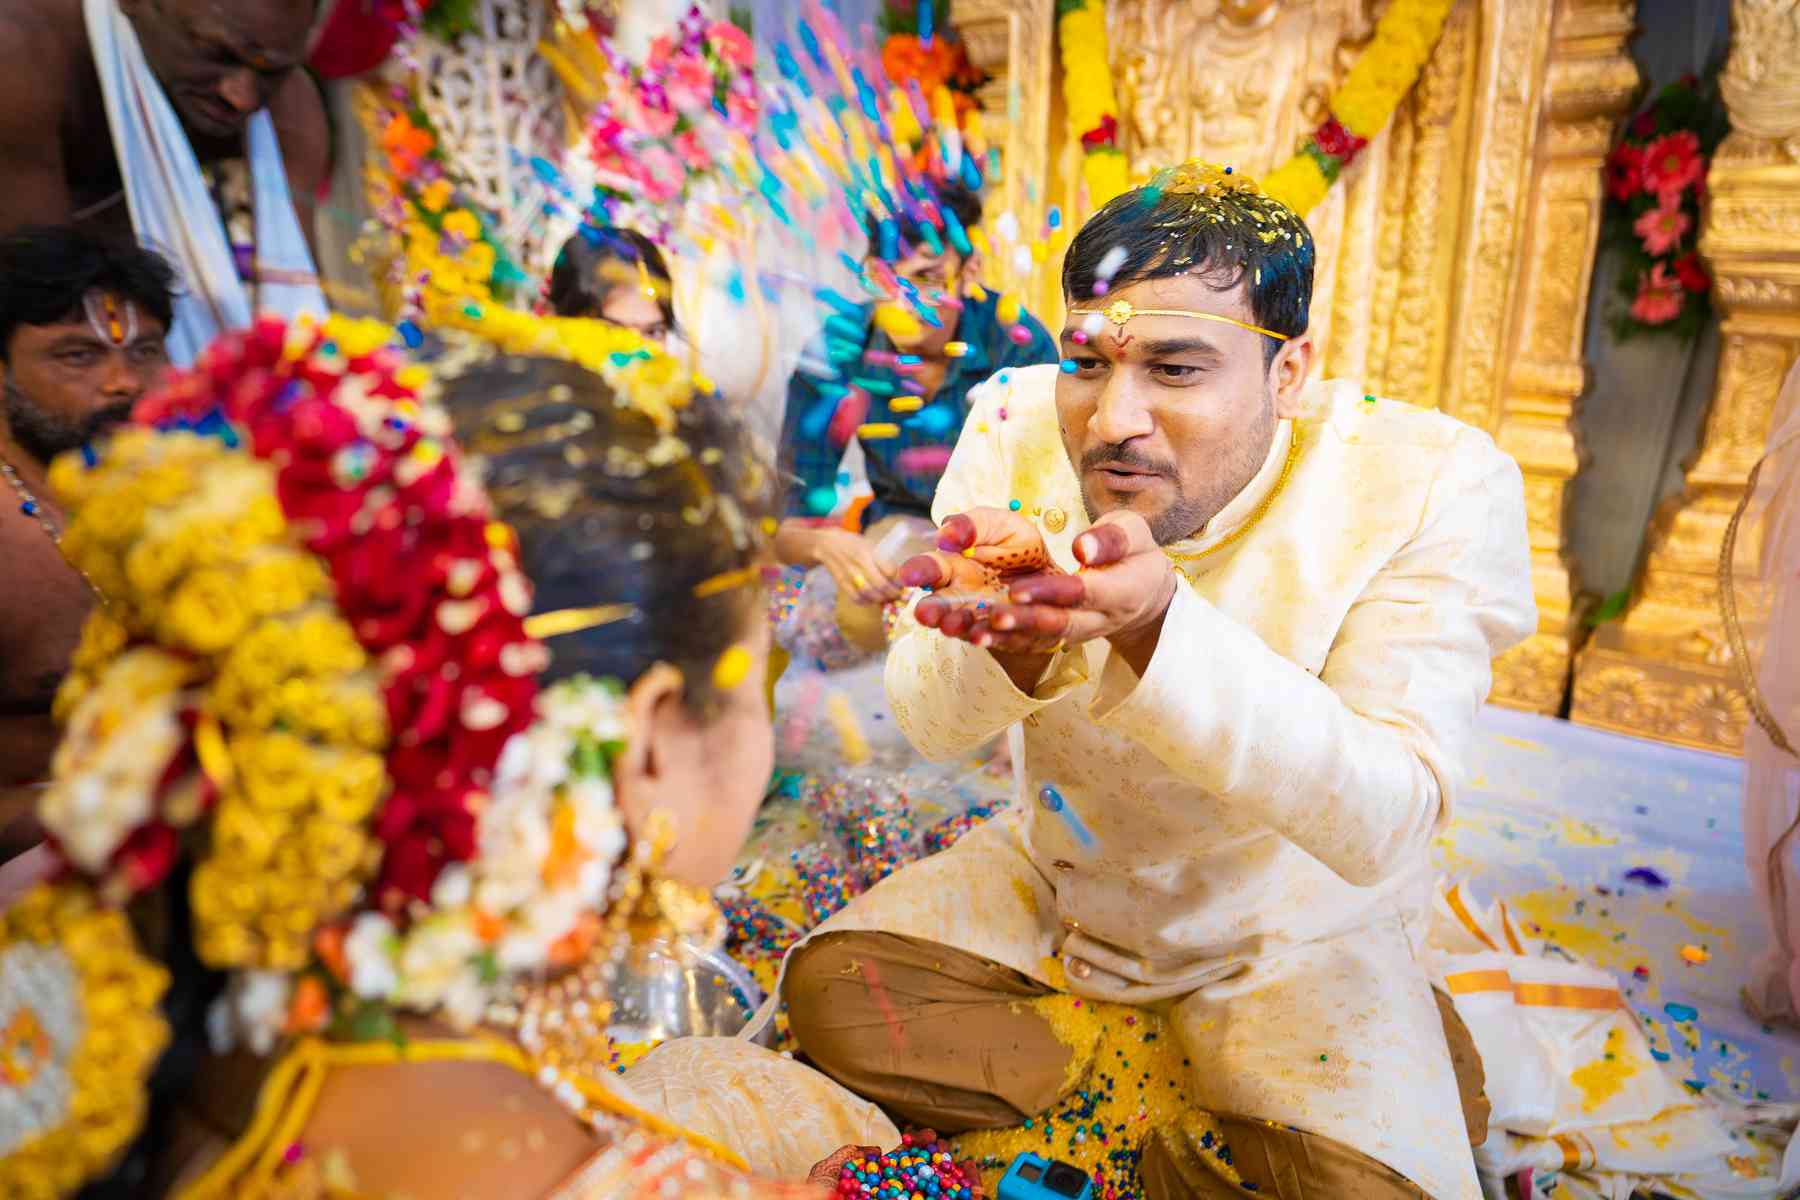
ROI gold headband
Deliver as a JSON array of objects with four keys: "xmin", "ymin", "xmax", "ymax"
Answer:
[
  {"xmin": 523, "ymin": 603, "xmax": 638, "ymax": 640},
  {"xmin": 1068, "ymin": 298, "xmax": 1290, "ymax": 343}
]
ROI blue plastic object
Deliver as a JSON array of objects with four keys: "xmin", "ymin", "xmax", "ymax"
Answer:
[{"xmin": 996, "ymin": 1154, "xmax": 1093, "ymax": 1200}]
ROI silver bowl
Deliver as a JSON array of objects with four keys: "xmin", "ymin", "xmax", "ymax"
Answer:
[{"xmin": 606, "ymin": 941, "xmax": 772, "ymax": 1048}]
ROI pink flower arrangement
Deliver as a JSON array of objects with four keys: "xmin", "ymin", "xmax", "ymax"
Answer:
[
  {"xmin": 707, "ymin": 19, "xmax": 754, "ymax": 68},
  {"xmin": 1601, "ymin": 74, "xmax": 1724, "ymax": 339},
  {"xmin": 1629, "ymin": 263, "xmax": 1684, "ymax": 324},
  {"xmin": 1639, "ymin": 131, "xmax": 1703, "ymax": 204},
  {"xmin": 578, "ymin": 5, "xmax": 760, "ymax": 220},
  {"xmin": 1633, "ymin": 198, "xmax": 1690, "ymax": 256}
]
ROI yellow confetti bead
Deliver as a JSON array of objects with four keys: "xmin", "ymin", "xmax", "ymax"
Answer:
[
  {"xmin": 712, "ymin": 644, "xmax": 754, "ymax": 691},
  {"xmin": 872, "ymin": 304, "xmax": 923, "ymax": 343},
  {"xmin": 858, "ymin": 423, "xmax": 902, "ymax": 440}
]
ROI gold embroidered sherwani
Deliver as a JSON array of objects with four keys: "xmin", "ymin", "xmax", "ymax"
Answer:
[{"xmin": 795, "ymin": 363, "xmax": 1535, "ymax": 1198}]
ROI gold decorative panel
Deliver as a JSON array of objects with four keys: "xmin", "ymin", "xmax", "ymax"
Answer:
[
  {"xmin": 958, "ymin": 0, "xmax": 1638, "ymax": 714},
  {"xmin": 1570, "ymin": 0, "xmax": 1800, "ymax": 754}
]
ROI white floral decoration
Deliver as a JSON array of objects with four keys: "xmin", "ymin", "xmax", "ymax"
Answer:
[
  {"xmin": 343, "ymin": 676, "xmax": 631, "ymax": 1026},
  {"xmin": 38, "ymin": 649, "xmax": 194, "ymax": 873}
]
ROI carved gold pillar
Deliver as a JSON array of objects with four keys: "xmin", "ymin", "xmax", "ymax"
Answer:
[
  {"xmin": 953, "ymin": 0, "xmax": 1058, "ymax": 311},
  {"xmin": 1571, "ymin": 0, "xmax": 1800, "ymax": 754},
  {"xmin": 1483, "ymin": 0, "xmax": 1639, "ymax": 712}
]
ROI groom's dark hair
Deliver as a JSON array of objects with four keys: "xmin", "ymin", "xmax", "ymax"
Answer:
[
  {"xmin": 0, "ymin": 226, "xmax": 177, "ymax": 363},
  {"xmin": 1063, "ymin": 174, "xmax": 1315, "ymax": 368}
]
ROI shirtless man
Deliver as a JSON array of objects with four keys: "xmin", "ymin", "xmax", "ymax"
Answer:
[
  {"xmin": 0, "ymin": 0, "xmax": 327, "ymax": 245},
  {"xmin": 0, "ymin": 227, "xmax": 173, "ymax": 861}
]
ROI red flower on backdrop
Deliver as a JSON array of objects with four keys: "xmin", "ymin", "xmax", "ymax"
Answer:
[
  {"xmin": 1080, "ymin": 114, "xmax": 1119, "ymax": 151},
  {"xmin": 1313, "ymin": 116, "xmax": 1368, "ymax": 162},
  {"xmin": 1604, "ymin": 143, "xmax": 1643, "ymax": 202},
  {"xmin": 308, "ymin": 0, "xmax": 419, "ymax": 79},
  {"xmin": 1633, "ymin": 197, "xmax": 1691, "ymax": 256},
  {"xmin": 1629, "ymin": 262, "xmax": 1684, "ymax": 325},
  {"xmin": 1640, "ymin": 131, "xmax": 1703, "ymax": 202},
  {"xmin": 1674, "ymin": 252, "xmax": 1711, "ymax": 294}
]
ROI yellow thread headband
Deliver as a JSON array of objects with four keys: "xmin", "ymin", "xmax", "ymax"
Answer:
[
  {"xmin": 1068, "ymin": 298, "xmax": 1291, "ymax": 343},
  {"xmin": 523, "ymin": 603, "xmax": 638, "ymax": 640}
]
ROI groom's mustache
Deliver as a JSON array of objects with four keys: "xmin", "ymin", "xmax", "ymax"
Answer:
[{"xmin": 1080, "ymin": 444, "xmax": 1176, "ymax": 477}]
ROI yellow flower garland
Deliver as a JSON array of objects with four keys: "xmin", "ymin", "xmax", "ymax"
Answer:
[
  {"xmin": 49, "ymin": 418, "xmax": 391, "ymax": 974},
  {"xmin": 1056, "ymin": 0, "xmax": 1130, "ymax": 209},
  {"xmin": 1261, "ymin": 0, "xmax": 1456, "ymax": 215},
  {"xmin": 0, "ymin": 884, "xmax": 170, "ymax": 1200},
  {"xmin": 1052, "ymin": 0, "xmax": 1454, "ymax": 218}
]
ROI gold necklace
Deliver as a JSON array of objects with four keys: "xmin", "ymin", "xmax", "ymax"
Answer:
[
  {"xmin": 1, "ymin": 456, "xmax": 61, "ymax": 544},
  {"xmin": 1164, "ymin": 421, "xmax": 1305, "ymax": 576},
  {"xmin": 2, "ymin": 453, "xmax": 106, "ymax": 600}
]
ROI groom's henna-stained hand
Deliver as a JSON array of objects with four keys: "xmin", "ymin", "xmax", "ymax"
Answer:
[
  {"xmin": 898, "ymin": 510, "xmax": 1062, "ymax": 688},
  {"xmin": 912, "ymin": 511, "xmax": 1177, "ymax": 678}
]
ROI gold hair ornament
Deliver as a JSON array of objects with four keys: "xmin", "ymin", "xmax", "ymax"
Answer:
[
  {"xmin": 523, "ymin": 603, "xmax": 639, "ymax": 640},
  {"xmin": 1068, "ymin": 298, "xmax": 1291, "ymax": 343}
]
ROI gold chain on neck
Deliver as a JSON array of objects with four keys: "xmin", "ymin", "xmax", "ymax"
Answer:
[{"xmin": 1163, "ymin": 422, "xmax": 1305, "ymax": 575}]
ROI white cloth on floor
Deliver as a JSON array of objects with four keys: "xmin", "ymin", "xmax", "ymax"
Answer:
[
  {"xmin": 756, "ymin": 365, "xmax": 1538, "ymax": 1199},
  {"xmin": 84, "ymin": 0, "xmax": 325, "ymax": 365},
  {"xmin": 1429, "ymin": 881, "xmax": 1800, "ymax": 1198}
]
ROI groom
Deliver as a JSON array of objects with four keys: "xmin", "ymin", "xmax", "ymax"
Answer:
[
  {"xmin": 780, "ymin": 163, "xmax": 1535, "ymax": 1199},
  {"xmin": 0, "ymin": 0, "xmax": 327, "ymax": 358}
]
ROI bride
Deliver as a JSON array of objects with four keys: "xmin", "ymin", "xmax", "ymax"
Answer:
[{"xmin": 0, "ymin": 314, "xmax": 895, "ymax": 1200}]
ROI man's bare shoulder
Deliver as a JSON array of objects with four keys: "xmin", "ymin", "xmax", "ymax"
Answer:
[{"xmin": 0, "ymin": 0, "xmax": 79, "ymax": 106}]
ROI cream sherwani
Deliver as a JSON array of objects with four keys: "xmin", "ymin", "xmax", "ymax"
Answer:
[{"xmin": 799, "ymin": 363, "xmax": 1535, "ymax": 1198}]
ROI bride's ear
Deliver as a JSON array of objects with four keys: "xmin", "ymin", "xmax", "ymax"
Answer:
[{"xmin": 612, "ymin": 662, "xmax": 687, "ymax": 834}]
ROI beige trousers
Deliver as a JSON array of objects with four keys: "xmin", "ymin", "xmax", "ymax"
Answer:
[{"xmin": 784, "ymin": 930, "xmax": 1488, "ymax": 1200}]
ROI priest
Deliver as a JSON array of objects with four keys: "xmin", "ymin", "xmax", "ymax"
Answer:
[
  {"xmin": 0, "ymin": 0, "xmax": 327, "ymax": 362},
  {"xmin": 779, "ymin": 161, "xmax": 1535, "ymax": 1200}
]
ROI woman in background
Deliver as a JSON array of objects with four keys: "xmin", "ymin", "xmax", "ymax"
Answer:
[
  {"xmin": 1737, "ymin": 357, "xmax": 1800, "ymax": 1025},
  {"xmin": 547, "ymin": 226, "xmax": 678, "ymax": 345}
]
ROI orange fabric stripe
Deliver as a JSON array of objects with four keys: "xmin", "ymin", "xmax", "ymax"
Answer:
[
  {"xmin": 1445, "ymin": 884, "xmax": 1500, "ymax": 952},
  {"xmin": 1443, "ymin": 970, "xmax": 1513, "ymax": 996},
  {"xmin": 1499, "ymin": 901, "xmax": 1526, "ymax": 955},
  {"xmin": 1554, "ymin": 1134, "xmax": 1592, "ymax": 1170},
  {"xmin": 1442, "ymin": 971, "xmax": 1624, "ymax": 1011},
  {"xmin": 1511, "ymin": 982, "xmax": 1623, "ymax": 1011}
]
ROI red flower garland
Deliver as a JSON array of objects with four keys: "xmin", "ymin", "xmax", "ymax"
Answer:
[{"xmin": 136, "ymin": 317, "xmax": 545, "ymax": 909}]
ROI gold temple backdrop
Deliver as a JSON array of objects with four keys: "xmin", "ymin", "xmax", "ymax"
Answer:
[
  {"xmin": 1569, "ymin": 0, "xmax": 1800, "ymax": 754},
  {"xmin": 957, "ymin": 0, "xmax": 1640, "ymax": 718}
]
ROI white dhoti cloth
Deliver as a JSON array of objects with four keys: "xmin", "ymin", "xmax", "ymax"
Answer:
[
  {"xmin": 759, "ymin": 365, "xmax": 1538, "ymax": 1199},
  {"xmin": 83, "ymin": 0, "xmax": 326, "ymax": 365}
]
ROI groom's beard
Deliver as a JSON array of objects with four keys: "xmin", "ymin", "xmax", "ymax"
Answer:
[{"xmin": 3, "ymin": 380, "xmax": 133, "ymax": 467}]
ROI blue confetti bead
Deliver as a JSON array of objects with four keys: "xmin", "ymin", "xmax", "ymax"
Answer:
[
  {"xmin": 1060, "ymin": 359, "xmax": 1078, "ymax": 373},
  {"xmin": 1037, "ymin": 785, "xmax": 1064, "ymax": 813},
  {"xmin": 1009, "ymin": 499, "xmax": 1022, "ymax": 511}
]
